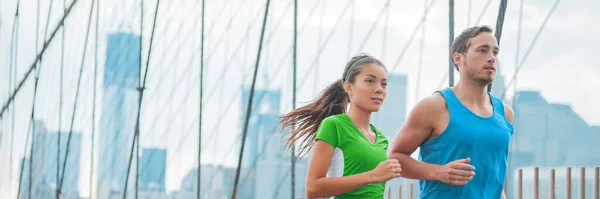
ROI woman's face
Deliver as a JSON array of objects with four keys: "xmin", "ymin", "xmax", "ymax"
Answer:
[{"xmin": 345, "ymin": 63, "xmax": 388, "ymax": 113}]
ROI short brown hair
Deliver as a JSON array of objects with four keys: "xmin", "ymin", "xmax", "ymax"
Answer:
[{"xmin": 451, "ymin": 25, "xmax": 494, "ymax": 71}]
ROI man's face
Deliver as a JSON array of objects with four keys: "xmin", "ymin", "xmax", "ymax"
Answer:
[{"xmin": 457, "ymin": 32, "xmax": 499, "ymax": 86}]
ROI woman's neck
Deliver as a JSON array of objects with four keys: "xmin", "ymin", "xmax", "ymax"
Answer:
[{"xmin": 347, "ymin": 106, "xmax": 372, "ymax": 132}]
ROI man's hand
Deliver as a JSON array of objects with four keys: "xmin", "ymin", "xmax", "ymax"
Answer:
[{"xmin": 434, "ymin": 158, "xmax": 476, "ymax": 186}]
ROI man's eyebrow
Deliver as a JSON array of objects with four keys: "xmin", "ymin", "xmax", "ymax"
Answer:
[{"xmin": 476, "ymin": 44, "xmax": 499, "ymax": 50}]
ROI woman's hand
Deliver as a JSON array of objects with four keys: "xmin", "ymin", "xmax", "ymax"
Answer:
[{"xmin": 368, "ymin": 159, "xmax": 402, "ymax": 183}]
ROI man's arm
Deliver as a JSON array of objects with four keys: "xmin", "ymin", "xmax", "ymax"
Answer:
[
  {"xmin": 387, "ymin": 94, "xmax": 443, "ymax": 180},
  {"xmin": 387, "ymin": 93, "xmax": 475, "ymax": 185}
]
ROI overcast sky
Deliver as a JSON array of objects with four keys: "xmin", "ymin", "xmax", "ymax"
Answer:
[{"xmin": 1, "ymin": 0, "xmax": 598, "ymax": 197}]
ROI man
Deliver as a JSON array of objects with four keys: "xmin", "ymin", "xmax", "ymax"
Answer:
[{"xmin": 388, "ymin": 25, "xmax": 514, "ymax": 199}]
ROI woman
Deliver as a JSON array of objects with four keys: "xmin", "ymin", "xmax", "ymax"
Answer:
[{"xmin": 279, "ymin": 54, "xmax": 402, "ymax": 199}]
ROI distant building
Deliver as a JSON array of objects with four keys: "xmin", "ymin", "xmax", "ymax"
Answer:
[
  {"xmin": 18, "ymin": 120, "xmax": 82, "ymax": 199},
  {"xmin": 98, "ymin": 32, "xmax": 141, "ymax": 199},
  {"xmin": 508, "ymin": 91, "xmax": 600, "ymax": 197},
  {"xmin": 139, "ymin": 148, "xmax": 167, "ymax": 192}
]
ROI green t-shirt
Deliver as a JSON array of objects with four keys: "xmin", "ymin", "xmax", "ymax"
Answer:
[{"xmin": 315, "ymin": 114, "xmax": 389, "ymax": 199}]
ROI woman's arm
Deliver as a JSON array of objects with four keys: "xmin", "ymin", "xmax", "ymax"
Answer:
[{"xmin": 305, "ymin": 140, "xmax": 401, "ymax": 199}]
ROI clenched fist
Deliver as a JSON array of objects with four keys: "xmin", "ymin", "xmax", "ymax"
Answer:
[
  {"xmin": 435, "ymin": 158, "xmax": 476, "ymax": 186},
  {"xmin": 369, "ymin": 159, "xmax": 402, "ymax": 183}
]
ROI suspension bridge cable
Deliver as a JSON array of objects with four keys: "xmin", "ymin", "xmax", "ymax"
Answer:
[
  {"xmin": 296, "ymin": 0, "xmax": 357, "ymax": 90},
  {"xmin": 58, "ymin": 0, "xmax": 96, "ymax": 195},
  {"xmin": 57, "ymin": 0, "xmax": 67, "ymax": 197},
  {"xmin": 90, "ymin": 0, "xmax": 100, "ymax": 197},
  {"xmin": 467, "ymin": 0, "xmax": 472, "ymax": 26},
  {"xmin": 202, "ymin": 0, "xmax": 288, "ymax": 102},
  {"xmin": 137, "ymin": 0, "xmax": 235, "ymax": 88},
  {"xmin": 355, "ymin": 0, "xmax": 390, "ymax": 53},
  {"xmin": 8, "ymin": 1, "xmax": 20, "ymax": 196},
  {"xmin": 15, "ymin": 115, "xmax": 33, "ymax": 199},
  {"xmin": 387, "ymin": 0, "xmax": 437, "ymax": 76},
  {"xmin": 448, "ymin": 0, "xmax": 455, "ymax": 87},
  {"xmin": 27, "ymin": 0, "xmax": 44, "ymax": 197},
  {"xmin": 203, "ymin": 91, "xmax": 276, "ymax": 198},
  {"xmin": 135, "ymin": 0, "xmax": 143, "ymax": 198},
  {"xmin": 501, "ymin": 0, "xmax": 561, "ymax": 100},
  {"xmin": 0, "ymin": 0, "xmax": 82, "ymax": 118},
  {"xmin": 347, "ymin": 1, "xmax": 354, "ymax": 58},
  {"xmin": 123, "ymin": 0, "xmax": 160, "ymax": 197},
  {"xmin": 42, "ymin": 0, "xmax": 55, "ymax": 46},
  {"xmin": 506, "ymin": 2, "xmax": 524, "ymax": 195},
  {"xmin": 513, "ymin": 0, "xmax": 524, "ymax": 104},
  {"xmin": 212, "ymin": 0, "xmax": 235, "ymax": 175},
  {"xmin": 473, "ymin": 0, "xmax": 493, "ymax": 26},
  {"xmin": 415, "ymin": 0, "xmax": 427, "ymax": 102},
  {"xmin": 381, "ymin": 3, "xmax": 389, "ymax": 61},
  {"xmin": 314, "ymin": 0, "xmax": 324, "ymax": 96},
  {"xmin": 291, "ymin": 0, "xmax": 297, "ymax": 197},
  {"xmin": 197, "ymin": 0, "xmax": 205, "ymax": 197},
  {"xmin": 488, "ymin": 0, "xmax": 508, "ymax": 92},
  {"xmin": 231, "ymin": 0, "xmax": 271, "ymax": 198},
  {"xmin": 16, "ymin": 28, "xmax": 42, "ymax": 199},
  {"xmin": 28, "ymin": 69, "xmax": 39, "ymax": 199}
]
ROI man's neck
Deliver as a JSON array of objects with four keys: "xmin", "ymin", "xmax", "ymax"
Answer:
[
  {"xmin": 347, "ymin": 106, "xmax": 372, "ymax": 132},
  {"xmin": 452, "ymin": 79, "xmax": 490, "ymax": 106}
]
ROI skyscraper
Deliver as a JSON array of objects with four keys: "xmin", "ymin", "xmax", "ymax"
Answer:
[
  {"xmin": 139, "ymin": 148, "xmax": 166, "ymax": 192},
  {"xmin": 18, "ymin": 120, "xmax": 82, "ymax": 199},
  {"xmin": 240, "ymin": 88, "xmax": 282, "ymax": 168},
  {"xmin": 97, "ymin": 32, "xmax": 140, "ymax": 199}
]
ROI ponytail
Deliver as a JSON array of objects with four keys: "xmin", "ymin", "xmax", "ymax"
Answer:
[{"xmin": 279, "ymin": 79, "xmax": 348, "ymax": 157}]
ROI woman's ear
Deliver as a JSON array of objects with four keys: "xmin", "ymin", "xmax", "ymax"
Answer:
[{"xmin": 343, "ymin": 81, "xmax": 352, "ymax": 97}]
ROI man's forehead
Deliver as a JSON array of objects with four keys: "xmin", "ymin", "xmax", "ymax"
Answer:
[{"xmin": 469, "ymin": 33, "xmax": 499, "ymax": 48}]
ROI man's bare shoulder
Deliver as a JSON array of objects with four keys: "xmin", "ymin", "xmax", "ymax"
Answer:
[
  {"xmin": 503, "ymin": 102, "xmax": 514, "ymax": 124},
  {"xmin": 413, "ymin": 92, "xmax": 447, "ymax": 114}
]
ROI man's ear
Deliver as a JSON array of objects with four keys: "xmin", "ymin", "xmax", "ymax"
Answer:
[{"xmin": 452, "ymin": 52, "xmax": 463, "ymax": 68}]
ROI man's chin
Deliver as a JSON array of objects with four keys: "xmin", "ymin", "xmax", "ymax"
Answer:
[{"xmin": 477, "ymin": 78, "xmax": 494, "ymax": 86}]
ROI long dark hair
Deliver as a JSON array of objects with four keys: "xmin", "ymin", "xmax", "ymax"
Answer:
[{"xmin": 279, "ymin": 53, "xmax": 386, "ymax": 157}]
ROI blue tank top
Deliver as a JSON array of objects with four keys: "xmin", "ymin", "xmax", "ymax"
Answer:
[{"xmin": 418, "ymin": 87, "xmax": 514, "ymax": 199}]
